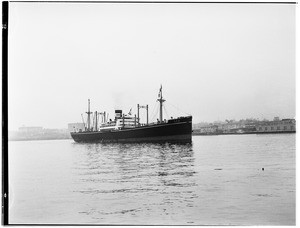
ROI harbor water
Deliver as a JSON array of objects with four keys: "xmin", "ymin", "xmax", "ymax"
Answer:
[{"xmin": 8, "ymin": 134, "xmax": 295, "ymax": 225}]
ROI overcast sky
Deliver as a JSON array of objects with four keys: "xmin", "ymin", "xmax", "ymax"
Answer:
[{"xmin": 8, "ymin": 2, "xmax": 295, "ymax": 130}]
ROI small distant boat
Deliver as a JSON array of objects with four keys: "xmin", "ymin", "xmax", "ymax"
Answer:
[{"xmin": 70, "ymin": 86, "xmax": 192, "ymax": 143}]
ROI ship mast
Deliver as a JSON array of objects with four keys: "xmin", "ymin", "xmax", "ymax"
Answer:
[
  {"xmin": 95, "ymin": 111, "xmax": 98, "ymax": 131},
  {"xmin": 86, "ymin": 99, "xmax": 92, "ymax": 131},
  {"xmin": 157, "ymin": 85, "xmax": 166, "ymax": 122}
]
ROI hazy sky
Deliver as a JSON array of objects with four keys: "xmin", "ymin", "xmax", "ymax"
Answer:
[{"xmin": 8, "ymin": 2, "xmax": 295, "ymax": 130}]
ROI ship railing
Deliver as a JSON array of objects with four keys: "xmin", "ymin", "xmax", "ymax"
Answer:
[
  {"xmin": 100, "ymin": 123, "xmax": 116, "ymax": 127},
  {"xmin": 139, "ymin": 120, "xmax": 168, "ymax": 126}
]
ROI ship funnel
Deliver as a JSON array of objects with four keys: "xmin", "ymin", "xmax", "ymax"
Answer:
[{"xmin": 115, "ymin": 110, "xmax": 122, "ymax": 119}]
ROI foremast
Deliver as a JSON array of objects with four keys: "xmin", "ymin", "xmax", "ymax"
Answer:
[
  {"xmin": 86, "ymin": 99, "xmax": 92, "ymax": 131},
  {"xmin": 157, "ymin": 85, "xmax": 166, "ymax": 122}
]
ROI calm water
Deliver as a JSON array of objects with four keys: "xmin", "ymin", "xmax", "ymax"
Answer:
[{"xmin": 9, "ymin": 134, "xmax": 295, "ymax": 225}]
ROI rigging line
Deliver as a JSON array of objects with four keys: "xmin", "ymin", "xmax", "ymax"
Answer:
[
  {"xmin": 152, "ymin": 108, "xmax": 159, "ymax": 122},
  {"xmin": 150, "ymin": 103, "xmax": 159, "ymax": 122},
  {"xmin": 153, "ymin": 103, "xmax": 159, "ymax": 122},
  {"xmin": 150, "ymin": 102, "xmax": 158, "ymax": 121},
  {"xmin": 149, "ymin": 102, "xmax": 157, "ymax": 116},
  {"xmin": 163, "ymin": 105, "xmax": 169, "ymax": 120},
  {"xmin": 166, "ymin": 101, "xmax": 191, "ymax": 116},
  {"xmin": 81, "ymin": 114, "xmax": 85, "ymax": 126}
]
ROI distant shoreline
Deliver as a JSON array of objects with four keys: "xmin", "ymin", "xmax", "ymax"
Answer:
[
  {"xmin": 9, "ymin": 138, "xmax": 72, "ymax": 142},
  {"xmin": 193, "ymin": 131, "xmax": 296, "ymax": 136}
]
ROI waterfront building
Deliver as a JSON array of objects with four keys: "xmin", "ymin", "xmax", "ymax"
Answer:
[
  {"xmin": 218, "ymin": 123, "xmax": 245, "ymax": 133},
  {"xmin": 193, "ymin": 117, "xmax": 295, "ymax": 135},
  {"xmin": 10, "ymin": 127, "xmax": 71, "ymax": 141},
  {"xmin": 255, "ymin": 118, "xmax": 296, "ymax": 133},
  {"xmin": 193, "ymin": 124, "xmax": 219, "ymax": 134}
]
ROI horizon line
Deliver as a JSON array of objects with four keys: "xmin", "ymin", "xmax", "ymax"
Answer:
[{"xmin": 8, "ymin": 1, "xmax": 298, "ymax": 4}]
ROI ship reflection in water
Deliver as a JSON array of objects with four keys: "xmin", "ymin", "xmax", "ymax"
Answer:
[{"xmin": 72, "ymin": 142, "xmax": 197, "ymax": 224}]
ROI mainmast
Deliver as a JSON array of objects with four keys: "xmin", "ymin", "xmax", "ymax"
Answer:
[
  {"xmin": 157, "ymin": 85, "xmax": 166, "ymax": 122},
  {"xmin": 86, "ymin": 99, "xmax": 92, "ymax": 131}
]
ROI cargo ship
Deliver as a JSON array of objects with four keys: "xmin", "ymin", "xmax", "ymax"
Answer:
[{"xmin": 70, "ymin": 86, "xmax": 192, "ymax": 143}]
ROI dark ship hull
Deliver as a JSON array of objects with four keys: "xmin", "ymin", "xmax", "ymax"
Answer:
[{"xmin": 71, "ymin": 116, "xmax": 192, "ymax": 143}]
